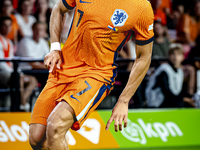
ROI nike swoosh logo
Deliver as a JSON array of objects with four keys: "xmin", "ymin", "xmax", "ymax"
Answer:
[
  {"xmin": 79, "ymin": 0, "xmax": 92, "ymax": 3},
  {"xmin": 70, "ymin": 95, "xmax": 81, "ymax": 103}
]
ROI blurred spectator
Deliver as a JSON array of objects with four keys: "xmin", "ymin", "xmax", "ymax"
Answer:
[
  {"xmin": 31, "ymin": 0, "xmax": 36, "ymax": 5},
  {"xmin": 149, "ymin": 0, "xmax": 167, "ymax": 26},
  {"xmin": 176, "ymin": 0, "xmax": 200, "ymax": 47},
  {"xmin": 158, "ymin": 0, "xmax": 172, "ymax": 16},
  {"xmin": 188, "ymin": 36, "xmax": 200, "ymax": 69},
  {"xmin": 173, "ymin": 0, "xmax": 195, "ymax": 14},
  {"xmin": 0, "ymin": 16, "xmax": 38, "ymax": 111},
  {"xmin": 15, "ymin": 0, "xmax": 36, "ymax": 39},
  {"xmin": 166, "ymin": 5, "xmax": 184, "ymax": 42},
  {"xmin": 167, "ymin": 4, "xmax": 184, "ymax": 32},
  {"xmin": 158, "ymin": 0, "xmax": 175, "ymax": 30},
  {"xmin": 119, "ymin": 38, "xmax": 136, "ymax": 72},
  {"xmin": 16, "ymin": 21, "xmax": 49, "ymax": 69},
  {"xmin": 152, "ymin": 21, "xmax": 170, "ymax": 58},
  {"xmin": 12, "ymin": 0, "xmax": 36, "ymax": 10},
  {"xmin": 0, "ymin": 17, "xmax": 14, "ymax": 86},
  {"xmin": 0, "ymin": 0, "xmax": 22, "ymax": 45},
  {"xmin": 146, "ymin": 44, "xmax": 195, "ymax": 108},
  {"xmin": 34, "ymin": 0, "xmax": 51, "ymax": 37}
]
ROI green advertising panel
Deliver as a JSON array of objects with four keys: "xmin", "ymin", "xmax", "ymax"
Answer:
[{"xmin": 98, "ymin": 109, "xmax": 200, "ymax": 148}]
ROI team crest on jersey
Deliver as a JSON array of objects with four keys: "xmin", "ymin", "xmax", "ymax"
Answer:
[{"xmin": 111, "ymin": 9, "xmax": 129, "ymax": 27}]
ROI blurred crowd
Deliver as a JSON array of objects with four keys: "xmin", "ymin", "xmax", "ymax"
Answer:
[
  {"xmin": 0, "ymin": 0, "xmax": 199, "ymax": 111},
  {"xmin": 0, "ymin": 0, "xmax": 74, "ymax": 111},
  {"xmin": 115, "ymin": 0, "xmax": 200, "ymax": 108}
]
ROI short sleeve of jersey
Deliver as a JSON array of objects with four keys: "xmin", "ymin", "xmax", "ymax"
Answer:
[
  {"xmin": 133, "ymin": 3, "xmax": 154, "ymax": 46},
  {"xmin": 62, "ymin": 0, "xmax": 76, "ymax": 10}
]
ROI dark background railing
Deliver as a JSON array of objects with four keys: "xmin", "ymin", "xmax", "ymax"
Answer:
[{"xmin": 0, "ymin": 57, "xmax": 199, "ymax": 111}]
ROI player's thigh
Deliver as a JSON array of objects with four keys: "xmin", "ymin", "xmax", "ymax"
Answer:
[
  {"xmin": 47, "ymin": 101, "xmax": 75, "ymax": 123},
  {"xmin": 30, "ymin": 81, "xmax": 68, "ymax": 126},
  {"xmin": 59, "ymin": 77, "xmax": 111, "ymax": 130}
]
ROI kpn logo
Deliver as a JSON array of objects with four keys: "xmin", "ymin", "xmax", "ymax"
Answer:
[{"xmin": 121, "ymin": 118, "xmax": 183, "ymax": 145}]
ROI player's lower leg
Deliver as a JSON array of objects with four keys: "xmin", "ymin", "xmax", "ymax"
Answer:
[{"xmin": 46, "ymin": 101, "xmax": 75, "ymax": 150}]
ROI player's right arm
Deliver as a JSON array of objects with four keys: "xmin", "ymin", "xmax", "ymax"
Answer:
[{"xmin": 44, "ymin": 0, "xmax": 70, "ymax": 73}]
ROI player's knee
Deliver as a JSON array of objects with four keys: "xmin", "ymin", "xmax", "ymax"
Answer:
[
  {"xmin": 29, "ymin": 132, "xmax": 44, "ymax": 149},
  {"xmin": 46, "ymin": 120, "xmax": 64, "ymax": 135},
  {"xmin": 46, "ymin": 121, "xmax": 60, "ymax": 141},
  {"xmin": 46, "ymin": 115, "xmax": 73, "ymax": 139},
  {"xmin": 29, "ymin": 125, "xmax": 46, "ymax": 149}
]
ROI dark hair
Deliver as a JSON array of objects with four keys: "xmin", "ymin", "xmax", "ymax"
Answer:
[
  {"xmin": 17, "ymin": 0, "xmax": 30, "ymax": 13},
  {"xmin": 153, "ymin": 20, "xmax": 167, "ymax": 37},
  {"xmin": 0, "ymin": 16, "xmax": 12, "ymax": 26},
  {"xmin": 0, "ymin": 0, "xmax": 12, "ymax": 13},
  {"xmin": 32, "ymin": 21, "xmax": 46, "ymax": 30},
  {"xmin": 154, "ymin": 20, "xmax": 162, "ymax": 25},
  {"xmin": 35, "ymin": 0, "xmax": 49, "ymax": 5}
]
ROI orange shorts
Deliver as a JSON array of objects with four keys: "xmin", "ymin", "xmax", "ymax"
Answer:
[{"xmin": 30, "ymin": 77, "xmax": 112, "ymax": 131}]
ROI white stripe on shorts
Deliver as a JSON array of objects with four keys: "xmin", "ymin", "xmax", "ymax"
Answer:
[{"xmin": 76, "ymin": 89, "xmax": 100, "ymax": 121}]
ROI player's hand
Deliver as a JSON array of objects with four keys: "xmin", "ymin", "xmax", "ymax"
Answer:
[
  {"xmin": 106, "ymin": 101, "xmax": 128, "ymax": 132},
  {"xmin": 44, "ymin": 50, "xmax": 62, "ymax": 73}
]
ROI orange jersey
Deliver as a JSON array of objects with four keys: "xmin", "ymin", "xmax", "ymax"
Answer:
[
  {"xmin": 177, "ymin": 14, "xmax": 200, "ymax": 43},
  {"xmin": 48, "ymin": 0, "xmax": 154, "ymax": 85},
  {"xmin": 7, "ymin": 15, "xmax": 19, "ymax": 41},
  {"xmin": 158, "ymin": 0, "xmax": 172, "ymax": 12},
  {"xmin": 154, "ymin": 9, "xmax": 167, "ymax": 25},
  {"xmin": 0, "ymin": 35, "xmax": 13, "ymax": 67}
]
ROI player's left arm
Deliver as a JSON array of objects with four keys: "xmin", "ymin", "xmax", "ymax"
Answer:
[
  {"xmin": 106, "ymin": 2, "xmax": 154, "ymax": 132},
  {"xmin": 106, "ymin": 42, "xmax": 153, "ymax": 132}
]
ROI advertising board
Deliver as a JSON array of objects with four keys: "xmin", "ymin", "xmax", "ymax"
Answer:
[
  {"xmin": 99, "ymin": 109, "xmax": 200, "ymax": 148},
  {"xmin": 0, "ymin": 109, "xmax": 200, "ymax": 150}
]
